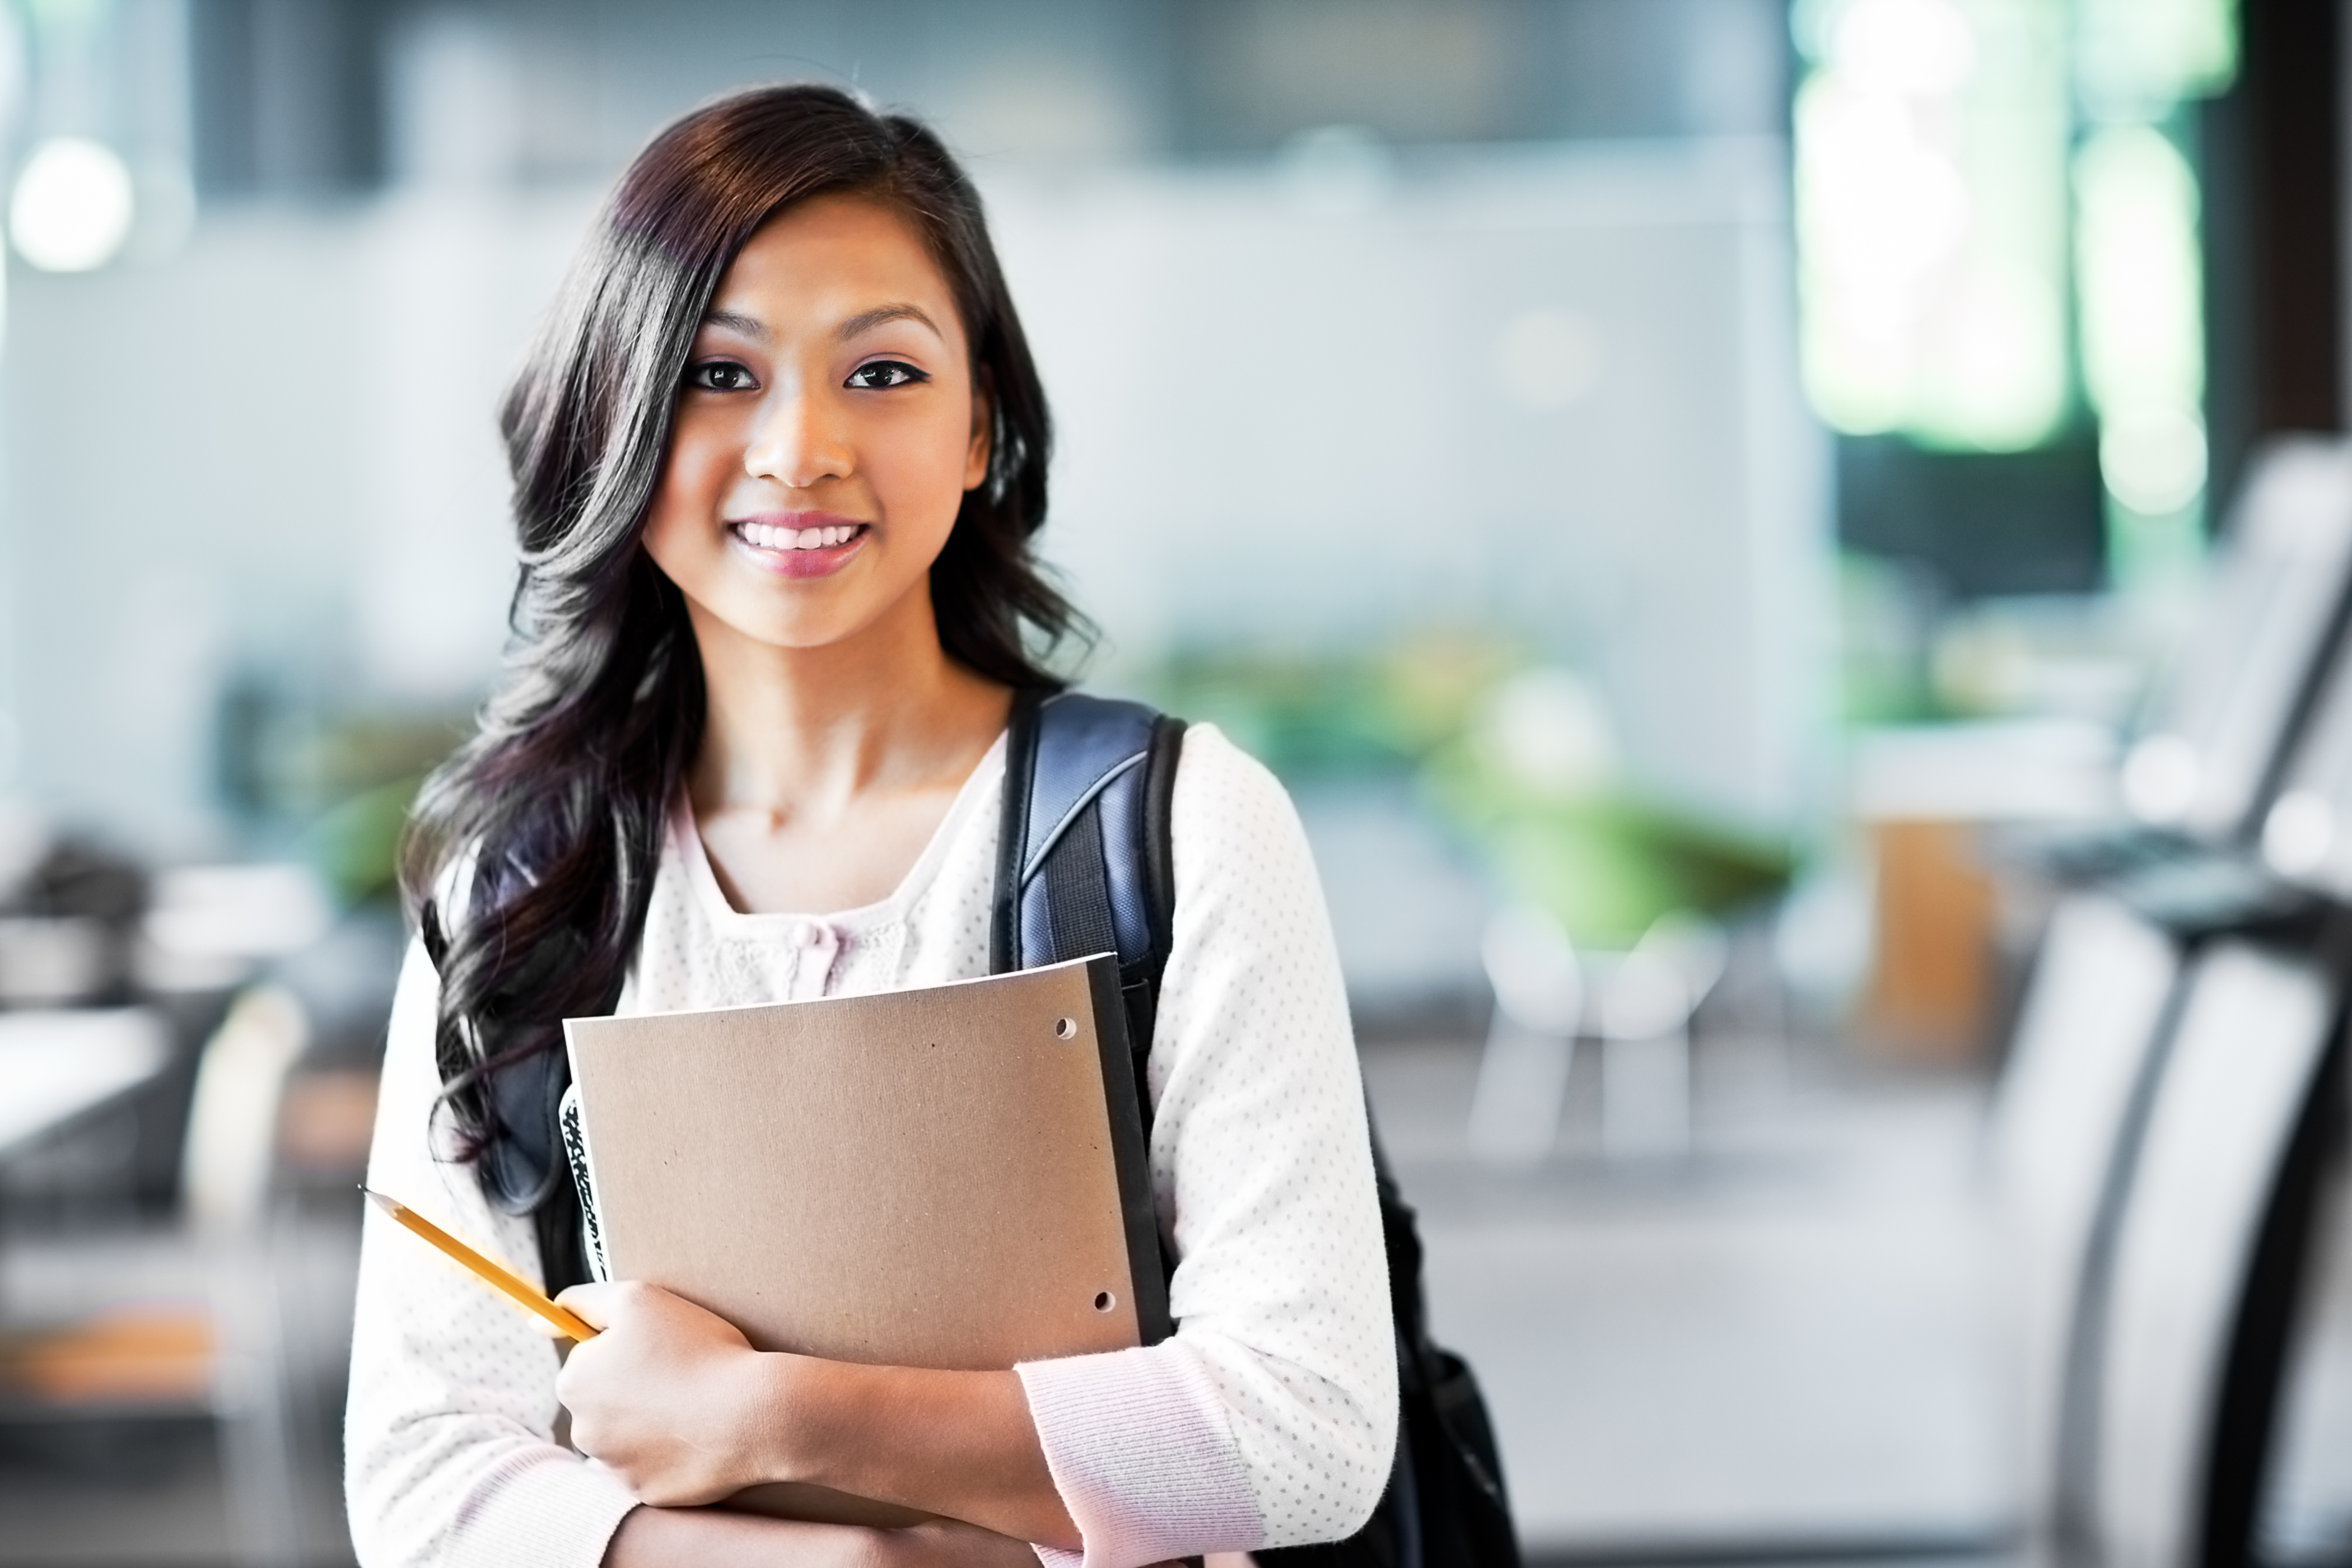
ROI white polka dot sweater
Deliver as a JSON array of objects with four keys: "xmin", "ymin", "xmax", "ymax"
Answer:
[{"xmin": 343, "ymin": 723, "xmax": 1398, "ymax": 1567}]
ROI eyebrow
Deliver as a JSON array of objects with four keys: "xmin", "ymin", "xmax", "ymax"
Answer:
[
  {"xmin": 836, "ymin": 304, "xmax": 942, "ymax": 341},
  {"xmin": 699, "ymin": 307, "xmax": 768, "ymax": 341},
  {"xmin": 696, "ymin": 303, "xmax": 944, "ymax": 344}
]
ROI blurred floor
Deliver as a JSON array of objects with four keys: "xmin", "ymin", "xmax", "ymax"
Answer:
[
  {"xmin": 1361, "ymin": 1030, "xmax": 2017, "ymax": 1558},
  {"xmin": 0, "ymin": 1037, "xmax": 2033, "ymax": 1567},
  {"xmin": 0, "ymin": 1195, "xmax": 361, "ymax": 1568},
  {"xmin": 0, "ymin": 1043, "xmax": 2023, "ymax": 1568}
]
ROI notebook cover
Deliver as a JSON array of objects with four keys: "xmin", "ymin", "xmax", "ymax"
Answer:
[{"xmin": 563, "ymin": 946, "xmax": 1166, "ymax": 1374}]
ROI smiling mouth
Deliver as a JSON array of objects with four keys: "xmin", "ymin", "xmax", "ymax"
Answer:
[{"xmin": 732, "ymin": 520, "xmax": 867, "ymax": 552}]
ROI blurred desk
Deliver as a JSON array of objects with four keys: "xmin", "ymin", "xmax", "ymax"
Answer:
[
  {"xmin": 1851, "ymin": 721, "xmax": 2119, "ymax": 1062},
  {"xmin": 0, "ymin": 1010, "xmax": 170, "ymax": 1161}
]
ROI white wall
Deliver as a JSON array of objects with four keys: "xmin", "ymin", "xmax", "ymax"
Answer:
[
  {"xmin": 1001, "ymin": 139, "xmax": 1832, "ymax": 828},
  {"xmin": 0, "ymin": 139, "xmax": 1828, "ymax": 851},
  {"xmin": 0, "ymin": 189, "xmax": 586, "ymax": 849}
]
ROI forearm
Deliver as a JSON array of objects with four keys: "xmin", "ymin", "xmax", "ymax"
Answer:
[
  {"xmin": 557, "ymin": 1284, "xmax": 1076, "ymax": 1548},
  {"xmin": 755, "ymin": 1358, "xmax": 1077, "ymax": 1551},
  {"xmin": 605, "ymin": 1507, "xmax": 823, "ymax": 1567},
  {"xmin": 605, "ymin": 1505, "xmax": 1042, "ymax": 1568}
]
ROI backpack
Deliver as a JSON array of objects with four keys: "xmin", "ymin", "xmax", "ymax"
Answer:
[{"xmin": 996, "ymin": 688, "xmax": 1522, "ymax": 1568}]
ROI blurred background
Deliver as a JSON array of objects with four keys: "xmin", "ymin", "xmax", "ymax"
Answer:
[{"xmin": 1, "ymin": 1, "xmax": 2349, "ymax": 1565}]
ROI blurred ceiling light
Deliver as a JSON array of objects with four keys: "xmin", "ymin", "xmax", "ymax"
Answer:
[
  {"xmin": 1494, "ymin": 306, "xmax": 1603, "ymax": 410},
  {"xmin": 10, "ymin": 136, "xmax": 135, "ymax": 272},
  {"xmin": 1794, "ymin": 0, "xmax": 2070, "ymax": 450},
  {"xmin": 2076, "ymin": 124, "xmax": 2206, "ymax": 521}
]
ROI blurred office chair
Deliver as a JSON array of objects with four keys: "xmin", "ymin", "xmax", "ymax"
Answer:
[
  {"xmin": 184, "ymin": 984, "xmax": 309, "ymax": 1568},
  {"xmin": 1992, "ymin": 438, "xmax": 2352, "ymax": 1561},
  {"xmin": 0, "ymin": 986, "xmax": 309, "ymax": 1568},
  {"xmin": 2258, "ymin": 572, "xmax": 2352, "ymax": 896},
  {"xmin": 1469, "ymin": 904, "xmax": 1581, "ymax": 1168},
  {"xmin": 1598, "ymin": 913, "xmax": 1725, "ymax": 1161},
  {"xmin": 1469, "ymin": 907, "xmax": 1725, "ymax": 1166},
  {"xmin": 1989, "ymin": 894, "xmax": 2183, "ymax": 1528},
  {"xmin": 2117, "ymin": 437, "xmax": 2352, "ymax": 848},
  {"xmin": 2087, "ymin": 941, "xmax": 2339, "ymax": 1568}
]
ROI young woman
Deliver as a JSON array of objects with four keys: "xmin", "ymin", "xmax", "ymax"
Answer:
[{"xmin": 345, "ymin": 85, "xmax": 1393, "ymax": 1568}]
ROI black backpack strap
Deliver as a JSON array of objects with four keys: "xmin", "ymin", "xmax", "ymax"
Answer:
[
  {"xmin": 992, "ymin": 689, "xmax": 1519, "ymax": 1568},
  {"xmin": 992, "ymin": 689, "xmax": 1186, "ymax": 1133}
]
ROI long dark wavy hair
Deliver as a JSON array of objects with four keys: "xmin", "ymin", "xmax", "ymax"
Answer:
[{"xmin": 399, "ymin": 84, "xmax": 1084, "ymax": 1280}]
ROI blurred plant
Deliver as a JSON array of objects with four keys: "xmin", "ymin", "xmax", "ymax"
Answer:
[
  {"xmin": 1146, "ymin": 631, "xmax": 1523, "ymax": 775},
  {"xmin": 216, "ymin": 673, "xmax": 470, "ymax": 907},
  {"xmin": 1422, "ymin": 668, "xmax": 1792, "ymax": 950},
  {"xmin": 1837, "ymin": 552, "xmax": 1945, "ymax": 725},
  {"xmin": 302, "ymin": 776, "xmax": 431, "ymax": 908},
  {"xmin": 1145, "ymin": 637, "xmax": 1792, "ymax": 950}
]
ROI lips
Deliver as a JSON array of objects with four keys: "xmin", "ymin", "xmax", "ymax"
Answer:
[
  {"xmin": 734, "ymin": 520, "xmax": 863, "ymax": 551},
  {"xmin": 726, "ymin": 515, "xmax": 869, "ymax": 578}
]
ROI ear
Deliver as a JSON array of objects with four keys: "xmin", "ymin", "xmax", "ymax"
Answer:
[{"xmin": 964, "ymin": 374, "xmax": 993, "ymax": 493}]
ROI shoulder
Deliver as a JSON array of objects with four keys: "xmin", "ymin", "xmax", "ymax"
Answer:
[
  {"xmin": 1170, "ymin": 721, "xmax": 1286, "ymax": 804},
  {"xmin": 1168, "ymin": 722, "xmax": 1317, "ymax": 889},
  {"xmin": 1172, "ymin": 721, "xmax": 1294, "ymax": 824}
]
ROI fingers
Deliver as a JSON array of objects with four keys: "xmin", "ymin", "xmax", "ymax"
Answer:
[
  {"xmin": 556, "ymin": 1281, "xmax": 618, "ymax": 1331},
  {"xmin": 550, "ymin": 1281, "xmax": 772, "ymax": 1508}
]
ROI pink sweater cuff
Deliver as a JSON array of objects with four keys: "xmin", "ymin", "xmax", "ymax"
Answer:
[{"xmin": 1016, "ymin": 1345, "xmax": 1263, "ymax": 1568}]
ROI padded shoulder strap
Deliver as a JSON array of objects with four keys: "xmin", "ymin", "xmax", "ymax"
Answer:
[
  {"xmin": 991, "ymin": 689, "xmax": 1183, "ymax": 998},
  {"xmin": 992, "ymin": 689, "xmax": 1186, "ymax": 1346}
]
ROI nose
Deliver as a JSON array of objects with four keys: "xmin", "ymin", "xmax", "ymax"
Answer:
[{"xmin": 743, "ymin": 387, "xmax": 851, "ymax": 489}]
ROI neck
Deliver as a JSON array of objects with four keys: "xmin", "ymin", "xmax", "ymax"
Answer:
[{"xmin": 685, "ymin": 586, "xmax": 1009, "ymax": 822}]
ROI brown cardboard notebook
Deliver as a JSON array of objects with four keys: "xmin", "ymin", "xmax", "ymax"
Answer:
[{"xmin": 562, "ymin": 953, "xmax": 1167, "ymax": 1528}]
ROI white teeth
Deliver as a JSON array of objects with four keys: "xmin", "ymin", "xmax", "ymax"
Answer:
[{"xmin": 739, "ymin": 522, "xmax": 859, "ymax": 550}]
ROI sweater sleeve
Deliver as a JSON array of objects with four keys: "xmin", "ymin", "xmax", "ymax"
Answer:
[
  {"xmin": 1014, "ymin": 725, "xmax": 1399, "ymax": 1567},
  {"xmin": 343, "ymin": 939, "xmax": 640, "ymax": 1568}
]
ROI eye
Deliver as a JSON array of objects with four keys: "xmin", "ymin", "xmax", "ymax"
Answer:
[
  {"xmin": 846, "ymin": 359, "xmax": 928, "ymax": 390},
  {"xmin": 686, "ymin": 360, "xmax": 757, "ymax": 392}
]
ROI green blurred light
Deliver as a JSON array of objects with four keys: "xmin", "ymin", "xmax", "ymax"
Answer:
[
  {"xmin": 2075, "ymin": 126, "xmax": 2202, "ymax": 420},
  {"xmin": 2075, "ymin": 121, "xmax": 2204, "ymax": 589},
  {"xmin": 2075, "ymin": 0, "xmax": 2238, "ymax": 118},
  {"xmin": 2074, "ymin": 122, "xmax": 2209, "ymax": 587},
  {"xmin": 1794, "ymin": 0, "xmax": 2070, "ymax": 451}
]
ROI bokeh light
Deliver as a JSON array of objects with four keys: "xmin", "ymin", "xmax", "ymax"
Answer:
[
  {"xmin": 10, "ymin": 136, "xmax": 136, "ymax": 273},
  {"xmin": 1793, "ymin": 0, "xmax": 2070, "ymax": 451}
]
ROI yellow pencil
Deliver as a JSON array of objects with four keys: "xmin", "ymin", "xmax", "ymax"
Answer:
[{"xmin": 362, "ymin": 1187, "xmax": 600, "ymax": 1342}]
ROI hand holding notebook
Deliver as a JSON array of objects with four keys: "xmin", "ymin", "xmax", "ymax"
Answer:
[
  {"xmin": 374, "ymin": 955, "xmax": 1160, "ymax": 1533},
  {"xmin": 558, "ymin": 953, "xmax": 1164, "ymax": 1528}
]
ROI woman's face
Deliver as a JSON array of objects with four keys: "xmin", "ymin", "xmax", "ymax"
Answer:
[{"xmin": 640, "ymin": 193, "xmax": 989, "ymax": 661}]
